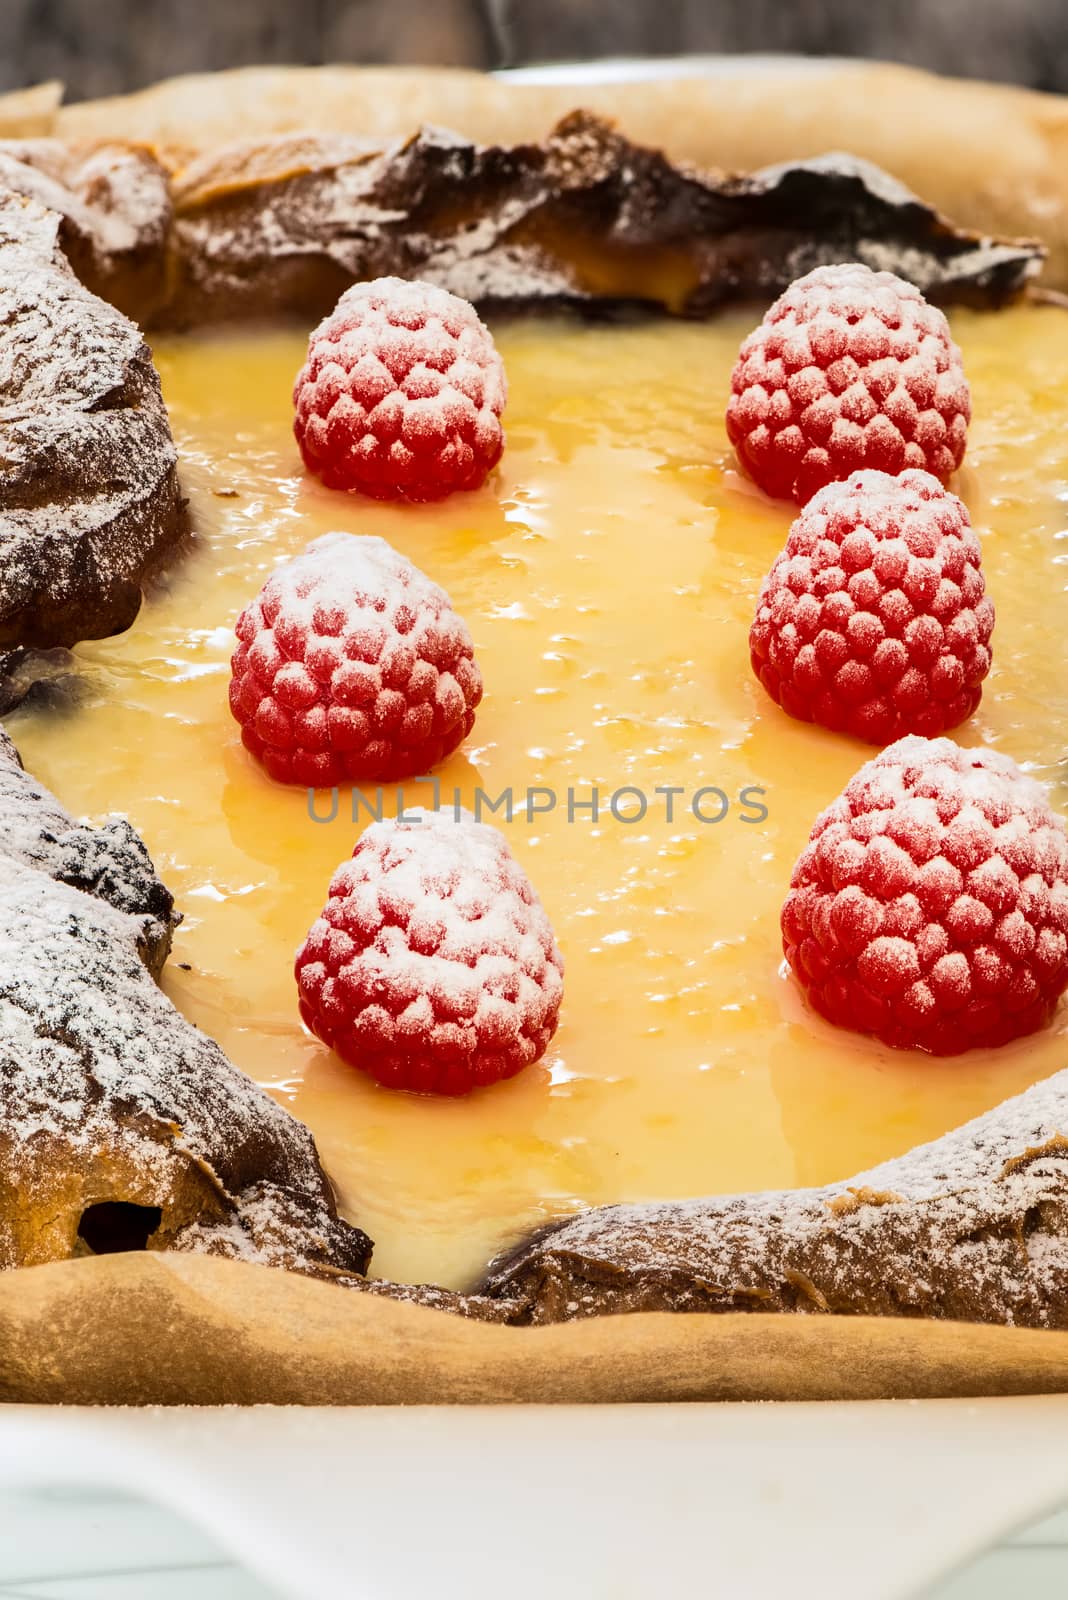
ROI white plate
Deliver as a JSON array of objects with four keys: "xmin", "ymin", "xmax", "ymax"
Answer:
[
  {"xmin": 4, "ymin": 1400, "xmax": 1068, "ymax": 1598},
  {"xmin": 497, "ymin": 53, "xmax": 843, "ymax": 83}
]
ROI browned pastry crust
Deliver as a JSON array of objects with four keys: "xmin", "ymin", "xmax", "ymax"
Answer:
[
  {"xmin": 0, "ymin": 119, "xmax": 1043, "ymax": 332},
  {"xmin": 341, "ymin": 1054, "xmax": 1068, "ymax": 1332},
  {"xmin": 479, "ymin": 1076, "xmax": 1068, "ymax": 1329},
  {"xmin": 0, "ymin": 724, "xmax": 371, "ymax": 1281},
  {"xmin": 0, "ymin": 139, "xmax": 171, "ymax": 322},
  {"xmin": 161, "ymin": 115, "xmax": 1041, "ymax": 329},
  {"xmin": 30, "ymin": 61, "xmax": 1068, "ymax": 291},
  {"xmin": 0, "ymin": 190, "xmax": 184, "ymax": 659}
]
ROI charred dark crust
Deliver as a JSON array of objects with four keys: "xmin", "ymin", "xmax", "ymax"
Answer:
[{"xmin": 0, "ymin": 116, "xmax": 1043, "ymax": 331}]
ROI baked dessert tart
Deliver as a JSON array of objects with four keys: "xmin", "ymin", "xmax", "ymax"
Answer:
[{"xmin": 4, "ymin": 63, "xmax": 1068, "ymax": 1393}]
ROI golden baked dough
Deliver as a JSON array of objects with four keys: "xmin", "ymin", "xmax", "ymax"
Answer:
[{"xmin": 0, "ymin": 81, "xmax": 61, "ymax": 139}]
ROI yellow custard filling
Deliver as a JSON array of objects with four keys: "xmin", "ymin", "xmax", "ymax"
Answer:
[{"xmin": 10, "ymin": 307, "xmax": 1068, "ymax": 1290}]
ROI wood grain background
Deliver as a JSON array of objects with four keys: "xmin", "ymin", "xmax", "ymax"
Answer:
[{"xmin": 2, "ymin": 0, "xmax": 1067, "ymax": 100}]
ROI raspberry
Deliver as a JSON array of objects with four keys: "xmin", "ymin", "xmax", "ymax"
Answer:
[
  {"xmin": 750, "ymin": 469, "xmax": 994, "ymax": 743},
  {"xmin": 295, "ymin": 810, "xmax": 565, "ymax": 1095},
  {"xmin": 229, "ymin": 532, "xmax": 482, "ymax": 786},
  {"xmin": 293, "ymin": 277, "xmax": 507, "ymax": 501},
  {"xmin": 782, "ymin": 736, "xmax": 1068, "ymax": 1055},
  {"xmin": 726, "ymin": 263, "xmax": 970, "ymax": 504}
]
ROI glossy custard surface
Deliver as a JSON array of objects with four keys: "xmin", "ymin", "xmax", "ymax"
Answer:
[{"xmin": 11, "ymin": 308, "xmax": 1068, "ymax": 1289}]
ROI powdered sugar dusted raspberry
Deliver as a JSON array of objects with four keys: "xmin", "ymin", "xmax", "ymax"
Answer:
[
  {"xmin": 293, "ymin": 276, "xmax": 506, "ymax": 502},
  {"xmin": 750, "ymin": 469, "xmax": 994, "ymax": 742},
  {"xmin": 229, "ymin": 531, "xmax": 482, "ymax": 786},
  {"xmin": 295, "ymin": 810, "xmax": 564, "ymax": 1095},
  {"xmin": 783, "ymin": 737, "xmax": 1068, "ymax": 1054},
  {"xmin": 727, "ymin": 263, "xmax": 971, "ymax": 504}
]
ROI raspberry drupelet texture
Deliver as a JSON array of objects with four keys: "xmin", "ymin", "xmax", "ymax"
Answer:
[
  {"xmin": 783, "ymin": 737, "xmax": 1068, "ymax": 1055},
  {"xmin": 726, "ymin": 263, "xmax": 971, "ymax": 504},
  {"xmin": 293, "ymin": 277, "xmax": 507, "ymax": 502},
  {"xmin": 295, "ymin": 810, "xmax": 565, "ymax": 1095},
  {"xmin": 750, "ymin": 469, "xmax": 994, "ymax": 743},
  {"xmin": 229, "ymin": 532, "xmax": 482, "ymax": 786}
]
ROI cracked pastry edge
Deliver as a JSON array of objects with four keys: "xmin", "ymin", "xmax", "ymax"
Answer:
[
  {"xmin": 0, "ymin": 109, "xmax": 1040, "ymax": 679},
  {"xmin": 0, "ymin": 110, "xmax": 1045, "ymax": 336},
  {"xmin": 0, "ymin": 723, "xmax": 177, "ymax": 977},
  {"xmin": 0, "ymin": 725, "xmax": 372, "ymax": 1283},
  {"xmin": 160, "ymin": 116, "xmax": 1041, "ymax": 330},
  {"xmin": 476, "ymin": 1074, "xmax": 1068, "ymax": 1327},
  {"xmin": 0, "ymin": 188, "xmax": 186, "ymax": 657},
  {"xmin": 2, "ymin": 60, "xmax": 1066, "ymax": 285}
]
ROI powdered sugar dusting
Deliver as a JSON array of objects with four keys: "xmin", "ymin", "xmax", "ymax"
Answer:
[
  {"xmin": 483, "ymin": 1057, "xmax": 1068, "ymax": 1327},
  {"xmin": 479, "ymin": 741, "xmax": 1068, "ymax": 1328},
  {"xmin": 267, "ymin": 530, "xmax": 456, "ymax": 623},
  {"xmin": 828, "ymin": 735, "xmax": 1057, "ymax": 828},
  {"xmin": 728, "ymin": 261, "xmax": 972, "ymax": 502},
  {"xmin": 294, "ymin": 275, "xmax": 506, "ymax": 501},
  {"xmin": 0, "ymin": 139, "xmax": 171, "ymax": 271},
  {"xmin": 231, "ymin": 531, "xmax": 482, "ymax": 785},
  {"xmin": 750, "ymin": 469, "xmax": 994, "ymax": 743},
  {"xmin": 0, "ymin": 189, "xmax": 183, "ymax": 652},
  {"xmin": 781, "ymin": 736, "xmax": 1068, "ymax": 1054},
  {"xmin": 0, "ymin": 725, "xmax": 370, "ymax": 1280},
  {"xmin": 163, "ymin": 117, "xmax": 1042, "ymax": 327},
  {"xmin": 297, "ymin": 808, "xmax": 564, "ymax": 1094},
  {"xmin": 0, "ymin": 723, "xmax": 175, "ymax": 974}
]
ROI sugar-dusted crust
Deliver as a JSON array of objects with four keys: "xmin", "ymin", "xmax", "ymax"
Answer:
[
  {"xmin": 0, "ymin": 722, "xmax": 178, "ymax": 980},
  {"xmin": 0, "ymin": 116, "xmax": 1043, "ymax": 334},
  {"xmin": 5, "ymin": 60, "xmax": 1067, "ymax": 287},
  {"xmin": 0, "ymin": 724, "xmax": 372, "ymax": 1281},
  {"xmin": 479, "ymin": 1072, "xmax": 1068, "ymax": 1328},
  {"xmin": 0, "ymin": 190, "xmax": 183, "ymax": 658},
  {"xmin": 0, "ymin": 138, "xmax": 171, "ymax": 322},
  {"xmin": 163, "ymin": 116, "xmax": 1039, "ymax": 328}
]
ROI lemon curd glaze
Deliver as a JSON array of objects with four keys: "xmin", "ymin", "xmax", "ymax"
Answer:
[{"xmin": 11, "ymin": 307, "xmax": 1068, "ymax": 1290}]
